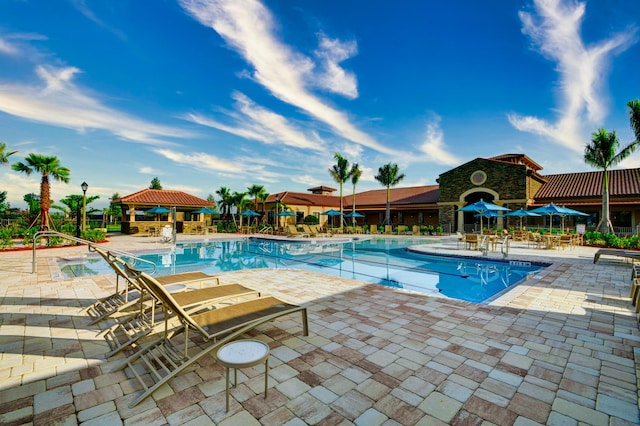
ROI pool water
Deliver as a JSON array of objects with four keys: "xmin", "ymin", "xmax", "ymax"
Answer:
[{"xmin": 60, "ymin": 237, "xmax": 548, "ymax": 303}]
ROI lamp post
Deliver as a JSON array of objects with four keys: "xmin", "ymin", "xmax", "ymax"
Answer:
[
  {"xmin": 275, "ymin": 195, "xmax": 280, "ymax": 229},
  {"xmin": 81, "ymin": 181, "xmax": 88, "ymax": 234}
]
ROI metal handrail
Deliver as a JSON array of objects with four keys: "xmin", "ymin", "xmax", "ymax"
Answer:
[{"xmin": 31, "ymin": 231, "xmax": 157, "ymax": 274}]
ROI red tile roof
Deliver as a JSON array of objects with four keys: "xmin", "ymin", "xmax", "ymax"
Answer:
[
  {"xmin": 269, "ymin": 191, "xmax": 341, "ymax": 207},
  {"xmin": 488, "ymin": 153, "xmax": 543, "ymax": 171},
  {"xmin": 113, "ymin": 189, "xmax": 212, "ymax": 207},
  {"xmin": 534, "ymin": 169, "xmax": 640, "ymax": 200},
  {"xmin": 345, "ymin": 185, "xmax": 440, "ymax": 207}
]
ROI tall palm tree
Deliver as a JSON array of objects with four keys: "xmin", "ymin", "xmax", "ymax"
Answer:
[
  {"xmin": 0, "ymin": 142, "xmax": 17, "ymax": 165},
  {"xmin": 257, "ymin": 190, "xmax": 270, "ymax": 225},
  {"xmin": 12, "ymin": 154, "xmax": 70, "ymax": 230},
  {"xmin": 349, "ymin": 163, "xmax": 362, "ymax": 226},
  {"xmin": 584, "ymin": 128, "xmax": 638, "ymax": 234},
  {"xmin": 230, "ymin": 191, "xmax": 247, "ymax": 227},
  {"xmin": 374, "ymin": 163, "xmax": 405, "ymax": 226},
  {"xmin": 328, "ymin": 153, "xmax": 351, "ymax": 229},
  {"xmin": 215, "ymin": 186, "xmax": 232, "ymax": 221},
  {"xmin": 246, "ymin": 184, "xmax": 265, "ymax": 215},
  {"xmin": 629, "ymin": 99, "xmax": 640, "ymax": 143}
]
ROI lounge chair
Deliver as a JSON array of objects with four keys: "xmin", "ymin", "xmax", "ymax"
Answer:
[
  {"xmin": 101, "ymin": 266, "xmax": 260, "ymax": 357},
  {"xmin": 593, "ymin": 249, "xmax": 640, "ymax": 264},
  {"xmin": 84, "ymin": 247, "xmax": 220, "ymax": 324},
  {"xmin": 302, "ymin": 224, "xmax": 318, "ymax": 237},
  {"xmin": 117, "ymin": 271, "xmax": 308, "ymax": 407},
  {"xmin": 286, "ymin": 224, "xmax": 309, "ymax": 238}
]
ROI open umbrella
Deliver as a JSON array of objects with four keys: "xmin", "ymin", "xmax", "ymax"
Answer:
[
  {"xmin": 459, "ymin": 199, "xmax": 509, "ymax": 234},
  {"xmin": 240, "ymin": 210, "xmax": 261, "ymax": 217},
  {"xmin": 505, "ymin": 208, "xmax": 541, "ymax": 229},
  {"xmin": 146, "ymin": 206, "xmax": 171, "ymax": 221},
  {"xmin": 277, "ymin": 211, "xmax": 296, "ymax": 217},
  {"xmin": 192, "ymin": 207, "xmax": 220, "ymax": 215},
  {"xmin": 530, "ymin": 203, "xmax": 568, "ymax": 232},
  {"xmin": 344, "ymin": 211, "xmax": 364, "ymax": 218},
  {"xmin": 146, "ymin": 206, "xmax": 171, "ymax": 214},
  {"xmin": 321, "ymin": 209, "xmax": 343, "ymax": 227}
]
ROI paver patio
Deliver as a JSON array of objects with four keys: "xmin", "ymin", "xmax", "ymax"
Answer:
[{"xmin": 0, "ymin": 233, "xmax": 638, "ymax": 425}]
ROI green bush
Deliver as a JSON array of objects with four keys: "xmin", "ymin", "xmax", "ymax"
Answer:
[
  {"xmin": 82, "ymin": 229, "xmax": 106, "ymax": 243},
  {"xmin": 303, "ymin": 215, "xmax": 319, "ymax": 225},
  {"xmin": 0, "ymin": 228, "xmax": 14, "ymax": 249}
]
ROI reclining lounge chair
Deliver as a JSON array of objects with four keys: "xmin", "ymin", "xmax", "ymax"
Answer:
[
  {"xmin": 117, "ymin": 271, "xmax": 309, "ymax": 407},
  {"xmin": 84, "ymin": 247, "xmax": 220, "ymax": 324},
  {"xmin": 101, "ymin": 263, "xmax": 260, "ymax": 357}
]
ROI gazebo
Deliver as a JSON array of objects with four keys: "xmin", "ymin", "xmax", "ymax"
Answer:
[{"xmin": 111, "ymin": 189, "xmax": 216, "ymax": 235}]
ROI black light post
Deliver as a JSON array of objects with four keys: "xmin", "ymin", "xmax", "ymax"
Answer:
[
  {"xmin": 81, "ymin": 181, "xmax": 88, "ymax": 234},
  {"xmin": 275, "ymin": 195, "xmax": 280, "ymax": 228}
]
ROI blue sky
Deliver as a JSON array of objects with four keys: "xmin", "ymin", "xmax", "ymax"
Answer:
[{"xmin": 1, "ymin": 0, "xmax": 639, "ymax": 209}]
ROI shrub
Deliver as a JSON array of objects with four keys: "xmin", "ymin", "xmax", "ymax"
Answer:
[
  {"xmin": 303, "ymin": 215, "xmax": 319, "ymax": 225},
  {"xmin": 82, "ymin": 229, "xmax": 106, "ymax": 243},
  {"xmin": 0, "ymin": 228, "xmax": 14, "ymax": 249}
]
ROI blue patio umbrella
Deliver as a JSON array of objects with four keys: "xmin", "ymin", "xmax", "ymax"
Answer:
[
  {"xmin": 530, "ymin": 203, "xmax": 572, "ymax": 231},
  {"xmin": 344, "ymin": 211, "xmax": 364, "ymax": 218},
  {"xmin": 146, "ymin": 206, "xmax": 171, "ymax": 214},
  {"xmin": 192, "ymin": 207, "xmax": 220, "ymax": 215},
  {"xmin": 459, "ymin": 199, "xmax": 510, "ymax": 234},
  {"xmin": 277, "ymin": 211, "xmax": 296, "ymax": 216},
  {"xmin": 240, "ymin": 210, "xmax": 261, "ymax": 217},
  {"xmin": 505, "ymin": 208, "xmax": 541, "ymax": 229},
  {"xmin": 146, "ymin": 205, "xmax": 171, "ymax": 221},
  {"xmin": 321, "ymin": 209, "xmax": 343, "ymax": 227}
]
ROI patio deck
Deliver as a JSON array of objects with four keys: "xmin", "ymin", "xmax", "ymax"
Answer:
[{"xmin": 0, "ymin": 233, "xmax": 638, "ymax": 425}]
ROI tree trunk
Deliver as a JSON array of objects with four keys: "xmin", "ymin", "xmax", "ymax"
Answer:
[
  {"xmin": 385, "ymin": 186, "xmax": 391, "ymax": 225},
  {"xmin": 40, "ymin": 174, "xmax": 50, "ymax": 230}
]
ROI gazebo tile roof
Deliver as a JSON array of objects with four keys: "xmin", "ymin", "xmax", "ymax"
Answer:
[{"xmin": 114, "ymin": 189, "xmax": 212, "ymax": 207}]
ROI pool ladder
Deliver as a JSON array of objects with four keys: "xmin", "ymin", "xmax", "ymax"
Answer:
[{"xmin": 479, "ymin": 235, "xmax": 511, "ymax": 258}]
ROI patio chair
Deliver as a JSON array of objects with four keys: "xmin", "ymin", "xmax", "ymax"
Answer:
[
  {"xmin": 302, "ymin": 224, "xmax": 318, "ymax": 237},
  {"xmin": 84, "ymin": 247, "xmax": 220, "ymax": 324},
  {"xmin": 101, "ymin": 266, "xmax": 260, "ymax": 357},
  {"xmin": 464, "ymin": 233, "xmax": 479, "ymax": 250},
  {"xmin": 116, "ymin": 271, "xmax": 308, "ymax": 407}
]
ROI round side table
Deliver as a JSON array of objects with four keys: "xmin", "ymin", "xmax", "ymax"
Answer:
[{"xmin": 216, "ymin": 339, "xmax": 270, "ymax": 412}]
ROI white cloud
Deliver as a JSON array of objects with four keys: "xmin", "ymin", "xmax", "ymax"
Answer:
[
  {"xmin": 138, "ymin": 166, "xmax": 162, "ymax": 175},
  {"xmin": 0, "ymin": 38, "xmax": 18, "ymax": 56},
  {"xmin": 179, "ymin": 0, "xmax": 394, "ymax": 155},
  {"xmin": 417, "ymin": 115, "xmax": 461, "ymax": 166},
  {"xmin": 153, "ymin": 148, "xmax": 244, "ymax": 174},
  {"xmin": 313, "ymin": 34, "xmax": 358, "ymax": 99},
  {"xmin": 509, "ymin": 0, "xmax": 638, "ymax": 151},
  {"xmin": 185, "ymin": 92, "xmax": 321, "ymax": 150},
  {"xmin": 0, "ymin": 65, "xmax": 195, "ymax": 146}
]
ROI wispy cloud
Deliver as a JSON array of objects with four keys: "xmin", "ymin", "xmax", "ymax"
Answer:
[
  {"xmin": 0, "ymin": 65, "xmax": 194, "ymax": 145},
  {"xmin": 508, "ymin": 0, "xmax": 638, "ymax": 151},
  {"xmin": 70, "ymin": 0, "xmax": 127, "ymax": 40},
  {"xmin": 313, "ymin": 33, "xmax": 358, "ymax": 99},
  {"xmin": 138, "ymin": 166, "xmax": 162, "ymax": 175},
  {"xmin": 416, "ymin": 115, "xmax": 461, "ymax": 166},
  {"xmin": 178, "ymin": 0, "xmax": 394, "ymax": 155},
  {"xmin": 185, "ymin": 92, "xmax": 321, "ymax": 150},
  {"xmin": 153, "ymin": 148, "xmax": 245, "ymax": 174}
]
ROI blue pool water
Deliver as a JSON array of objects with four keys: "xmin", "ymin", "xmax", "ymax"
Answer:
[{"xmin": 60, "ymin": 237, "xmax": 548, "ymax": 303}]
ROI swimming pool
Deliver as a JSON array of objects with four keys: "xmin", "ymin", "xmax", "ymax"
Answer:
[{"xmin": 59, "ymin": 237, "xmax": 548, "ymax": 303}]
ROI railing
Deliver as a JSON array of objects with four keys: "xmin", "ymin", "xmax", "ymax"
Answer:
[{"xmin": 31, "ymin": 231, "xmax": 156, "ymax": 274}]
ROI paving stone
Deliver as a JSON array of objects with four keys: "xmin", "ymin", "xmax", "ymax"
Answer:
[
  {"xmin": 33, "ymin": 384, "xmax": 73, "ymax": 415},
  {"xmin": 354, "ymin": 408, "xmax": 388, "ymax": 426},
  {"xmin": 418, "ymin": 392, "xmax": 462, "ymax": 423}
]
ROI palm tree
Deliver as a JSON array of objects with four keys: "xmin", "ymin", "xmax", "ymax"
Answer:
[
  {"xmin": 349, "ymin": 163, "xmax": 362, "ymax": 226},
  {"xmin": 328, "ymin": 153, "xmax": 351, "ymax": 229},
  {"xmin": 230, "ymin": 191, "xmax": 247, "ymax": 227},
  {"xmin": 584, "ymin": 128, "xmax": 638, "ymax": 234},
  {"xmin": 246, "ymin": 184, "xmax": 265, "ymax": 211},
  {"xmin": 257, "ymin": 190, "xmax": 270, "ymax": 225},
  {"xmin": 12, "ymin": 154, "xmax": 70, "ymax": 230},
  {"xmin": 629, "ymin": 99, "xmax": 640, "ymax": 142},
  {"xmin": 215, "ymin": 186, "xmax": 232, "ymax": 222},
  {"xmin": 374, "ymin": 163, "xmax": 405, "ymax": 226},
  {"xmin": 0, "ymin": 143, "xmax": 17, "ymax": 165}
]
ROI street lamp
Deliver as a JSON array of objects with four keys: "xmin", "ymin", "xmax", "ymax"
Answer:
[
  {"xmin": 275, "ymin": 195, "xmax": 280, "ymax": 228},
  {"xmin": 81, "ymin": 181, "xmax": 88, "ymax": 233}
]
